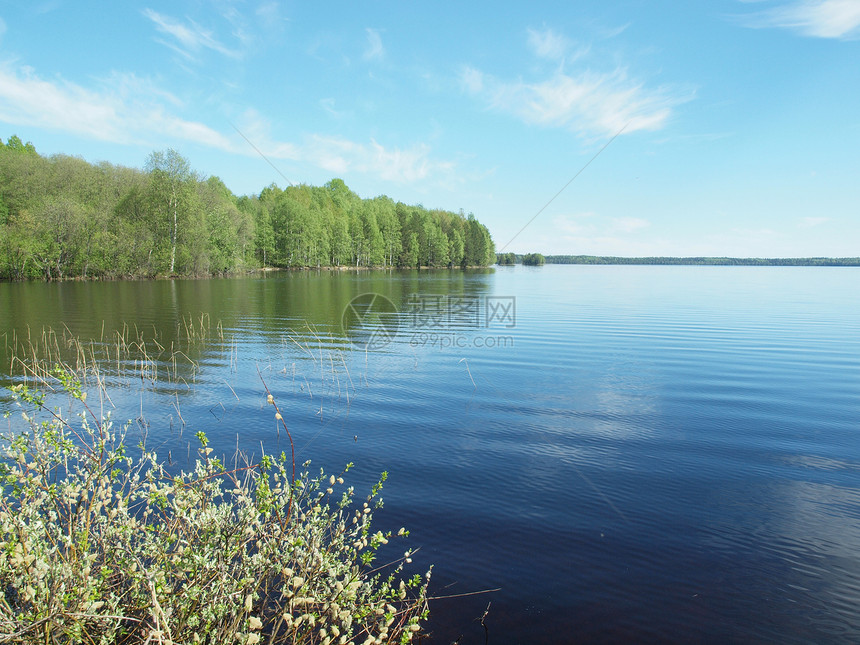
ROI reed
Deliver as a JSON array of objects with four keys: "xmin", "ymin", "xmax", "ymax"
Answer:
[{"xmin": 1, "ymin": 322, "xmax": 213, "ymax": 391}]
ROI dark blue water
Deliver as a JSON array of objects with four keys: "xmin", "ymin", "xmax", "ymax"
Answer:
[{"xmin": 2, "ymin": 266, "xmax": 859, "ymax": 643}]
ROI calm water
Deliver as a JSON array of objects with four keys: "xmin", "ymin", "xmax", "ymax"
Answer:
[{"xmin": 2, "ymin": 266, "xmax": 860, "ymax": 644}]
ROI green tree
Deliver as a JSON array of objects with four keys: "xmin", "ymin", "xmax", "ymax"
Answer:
[
  {"xmin": 522, "ymin": 252, "xmax": 545, "ymax": 266},
  {"xmin": 463, "ymin": 214, "xmax": 495, "ymax": 266},
  {"xmin": 360, "ymin": 200, "xmax": 385, "ymax": 266},
  {"xmin": 1, "ymin": 134, "xmax": 37, "ymax": 155},
  {"xmin": 242, "ymin": 198, "xmax": 274, "ymax": 267},
  {"xmin": 374, "ymin": 196, "xmax": 401, "ymax": 267},
  {"xmin": 145, "ymin": 149, "xmax": 194, "ymax": 274},
  {"xmin": 0, "ymin": 138, "xmax": 499, "ymax": 279},
  {"xmin": 405, "ymin": 231, "xmax": 420, "ymax": 268},
  {"xmin": 199, "ymin": 176, "xmax": 243, "ymax": 273},
  {"xmin": 27, "ymin": 196, "xmax": 90, "ymax": 279},
  {"xmin": 421, "ymin": 217, "xmax": 449, "ymax": 267},
  {"xmin": 113, "ymin": 182, "xmax": 157, "ymax": 276},
  {"xmin": 1, "ymin": 210, "xmax": 39, "ymax": 279},
  {"xmin": 448, "ymin": 228, "xmax": 465, "ymax": 267}
]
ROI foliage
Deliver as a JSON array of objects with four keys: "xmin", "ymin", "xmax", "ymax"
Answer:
[
  {"xmin": 0, "ymin": 136, "xmax": 37, "ymax": 156},
  {"xmin": 0, "ymin": 136, "xmax": 496, "ymax": 280},
  {"xmin": 495, "ymin": 252, "xmax": 516, "ymax": 266},
  {"xmin": 521, "ymin": 253, "xmax": 545, "ymax": 266},
  {"xmin": 0, "ymin": 370, "xmax": 431, "ymax": 644}
]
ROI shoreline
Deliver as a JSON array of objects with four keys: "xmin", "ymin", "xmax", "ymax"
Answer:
[
  {"xmin": 0, "ymin": 264, "xmax": 495, "ymax": 283},
  {"xmin": 541, "ymin": 256, "xmax": 860, "ymax": 267}
]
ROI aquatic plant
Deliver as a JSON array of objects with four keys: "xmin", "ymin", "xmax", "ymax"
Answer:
[{"xmin": 0, "ymin": 367, "xmax": 430, "ymax": 644}]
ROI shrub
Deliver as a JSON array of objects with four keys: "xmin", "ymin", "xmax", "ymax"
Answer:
[{"xmin": 0, "ymin": 368, "xmax": 430, "ymax": 644}]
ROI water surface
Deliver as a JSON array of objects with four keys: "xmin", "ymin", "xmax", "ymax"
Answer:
[{"xmin": 2, "ymin": 266, "xmax": 859, "ymax": 644}]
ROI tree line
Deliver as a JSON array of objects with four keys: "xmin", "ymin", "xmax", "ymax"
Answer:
[
  {"xmin": 495, "ymin": 252, "xmax": 545, "ymax": 265},
  {"xmin": 0, "ymin": 136, "xmax": 496, "ymax": 280},
  {"xmin": 544, "ymin": 255, "xmax": 860, "ymax": 266}
]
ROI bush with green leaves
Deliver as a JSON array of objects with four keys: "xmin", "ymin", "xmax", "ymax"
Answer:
[{"xmin": 0, "ymin": 368, "xmax": 430, "ymax": 644}]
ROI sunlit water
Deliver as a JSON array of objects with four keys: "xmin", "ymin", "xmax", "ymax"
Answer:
[{"xmin": 2, "ymin": 265, "xmax": 859, "ymax": 644}]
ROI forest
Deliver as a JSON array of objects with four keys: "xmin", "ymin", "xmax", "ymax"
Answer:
[
  {"xmin": 545, "ymin": 255, "xmax": 860, "ymax": 266},
  {"xmin": 521, "ymin": 253, "xmax": 545, "ymax": 266},
  {"xmin": 0, "ymin": 136, "xmax": 496, "ymax": 280},
  {"xmin": 495, "ymin": 252, "xmax": 545, "ymax": 265}
]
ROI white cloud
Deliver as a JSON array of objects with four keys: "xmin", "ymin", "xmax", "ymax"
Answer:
[
  {"xmin": 799, "ymin": 216, "xmax": 831, "ymax": 227},
  {"xmin": 463, "ymin": 29, "xmax": 691, "ymax": 138},
  {"xmin": 256, "ymin": 2, "xmax": 281, "ymax": 22},
  {"xmin": 527, "ymin": 27, "xmax": 571, "ymax": 61},
  {"xmin": 459, "ymin": 66, "xmax": 485, "ymax": 94},
  {"xmin": 481, "ymin": 68, "xmax": 688, "ymax": 137},
  {"xmin": 0, "ymin": 60, "xmax": 457, "ymax": 187},
  {"xmin": 319, "ymin": 97, "xmax": 349, "ymax": 119},
  {"xmin": 0, "ymin": 62, "xmax": 234, "ymax": 151},
  {"xmin": 599, "ymin": 23, "xmax": 631, "ymax": 39},
  {"xmin": 301, "ymin": 135, "xmax": 450, "ymax": 183},
  {"xmin": 232, "ymin": 112, "xmax": 455, "ymax": 184},
  {"xmin": 363, "ymin": 28, "xmax": 385, "ymax": 61},
  {"xmin": 526, "ymin": 27, "xmax": 589, "ymax": 63},
  {"xmin": 611, "ymin": 216, "xmax": 650, "ymax": 233},
  {"xmin": 553, "ymin": 212, "xmax": 649, "ymax": 239},
  {"xmin": 554, "ymin": 212, "xmax": 597, "ymax": 236},
  {"xmin": 742, "ymin": 0, "xmax": 860, "ymax": 38},
  {"xmin": 143, "ymin": 9, "xmax": 243, "ymax": 60}
]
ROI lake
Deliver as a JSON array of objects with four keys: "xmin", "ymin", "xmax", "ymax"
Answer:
[{"xmin": 2, "ymin": 265, "xmax": 860, "ymax": 644}]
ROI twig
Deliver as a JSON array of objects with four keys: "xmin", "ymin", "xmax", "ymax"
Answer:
[
  {"xmin": 426, "ymin": 587, "xmax": 501, "ymax": 601},
  {"xmin": 258, "ymin": 367, "xmax": 296, "ymax": 525},
  {"xmin": 480, "ymin": 601, "xmax": 491, "ymax": 645},
  {"xmin": 458, "ymin": 358, "xmax": 477, "ymax": 390}
]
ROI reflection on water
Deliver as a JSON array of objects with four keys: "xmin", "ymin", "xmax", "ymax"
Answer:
[{"xmin": 2, "ymin": 266, "xmax": 860, "ymax": 644}]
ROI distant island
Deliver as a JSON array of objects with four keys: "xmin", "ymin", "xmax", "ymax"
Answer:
[
  {"xmin": 497, "ymin": 252, "xmax": 545, "ymax": 266},
  {"xmin": 497, "ymin": 254, "xmax": 860, "ymax": 267}
]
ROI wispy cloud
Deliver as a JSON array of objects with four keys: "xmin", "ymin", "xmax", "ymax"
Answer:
[
  {"xmin": 554, "ymin": 212, "xmax": 598, "ymax": 236},
  {"xmin": 363, "ymin": 28, "xmax": 385, "ymax": 61},
  {"xmin": 0, "ymin": 63, "xmax": 234, "ymax": 150},
  {"xmin": 0, "ymin": 60, "xmax": 458, "ymax": 187},
  {"xmin": 528, "ymin": 27, "xmax": 570, "ymax": 61},
  {"xmin": 526, "ymin": 27, "xmax": 589, "ymax": 63},
  {"xmin": 228, "ymin": 112, "xmax": 457, "ymax": 184},
  {"xmin": 740, "ymin": 0, "xmax": 860, "ymax": 39},
  {"xmin": 554, "ymin": 212, "xmax": 650, "ymax": 238},
  {"xmin": 799, "ymin": 216, "xmax": 831, "ymax": 227},
  {"xmin": 611, "ymin": 216, "xmax": 650, "ymax": 233},
  {"xmin": 255, "ymin": 2, "xmax": 282, "ymax": 23},
  {"xmin": 461, "ymin": 29, "xmax": 691, "ymax": 138},
  {"xmin": 459, "ymin": 66, "xmax": 484, "ymax": 94},
  {"xmin": 143, "ymin": 8, "xmax": 243, "ymax": 60},
  {"xmin": 279, "ymin": 134, "xmax": 448, "ymax": 183},
  {"xmin": 462, "ymin": 64, "xmax": 691, "ymax": 137},
  {"xmin": 319, "ymin": 97, "xmax": 349, "ymax": 119}
]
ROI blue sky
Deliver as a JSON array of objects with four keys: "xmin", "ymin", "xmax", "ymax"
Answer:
[{"xmin": 0, "ymin": 1, "xmax": 858, "ymax": 256}]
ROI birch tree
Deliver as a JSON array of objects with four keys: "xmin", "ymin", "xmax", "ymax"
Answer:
[{"xmin": 145, "ymin": 149, "xmax": 192, "ymax": 274}]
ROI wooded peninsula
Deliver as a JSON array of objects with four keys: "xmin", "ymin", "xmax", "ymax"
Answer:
[{"xmin": 0, "ymin": 136, "xmax": 496, "ymax": 281}]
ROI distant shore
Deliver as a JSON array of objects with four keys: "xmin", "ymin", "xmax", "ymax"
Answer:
[{"xmin": 540, "ymin": 256, "xmax": 860, "ymax": 266}]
